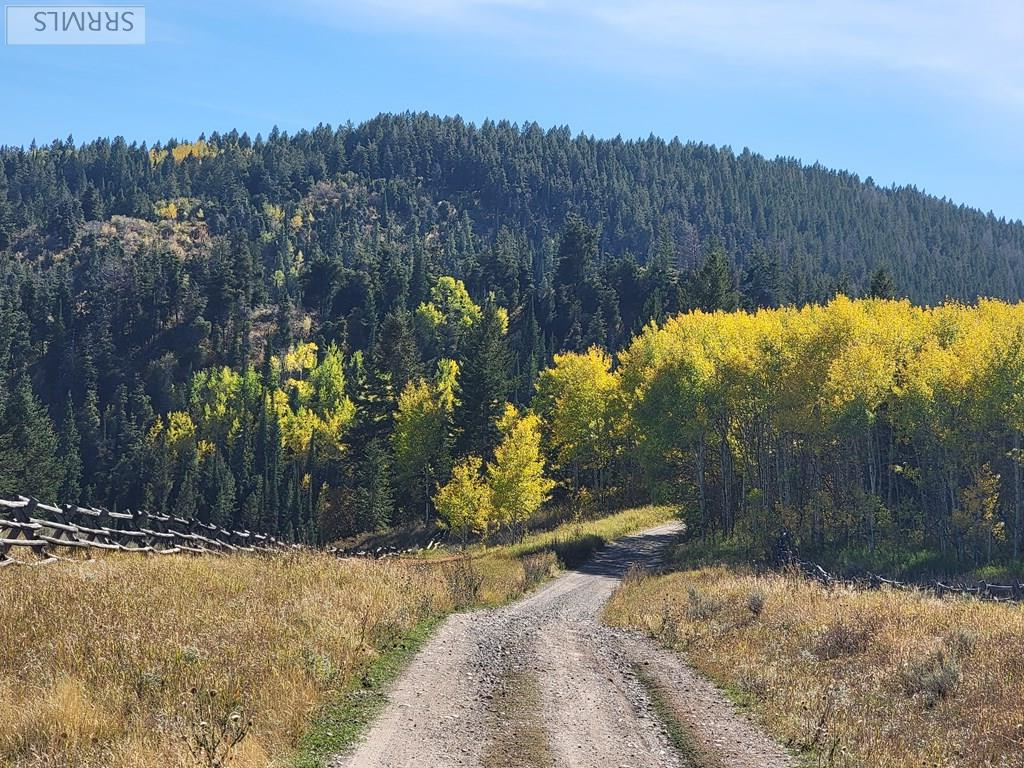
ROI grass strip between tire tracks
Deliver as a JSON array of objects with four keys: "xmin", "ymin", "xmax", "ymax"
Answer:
[{"xmin": 633, "ymin": 664, "xmax": 718, "ymax": 768}]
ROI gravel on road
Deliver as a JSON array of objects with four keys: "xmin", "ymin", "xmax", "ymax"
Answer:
[{"xmin": 331, "ymin": 523, "xmax": 795, "ymax": 768}]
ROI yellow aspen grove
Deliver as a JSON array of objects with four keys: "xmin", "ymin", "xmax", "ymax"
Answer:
[
  {"xmin": 393, "ymin": 360, "xmax": 460, "ymax": 523},
  {"xmin": 608, "ymin": 297, "xmax": 1024, "ymax": 568}
]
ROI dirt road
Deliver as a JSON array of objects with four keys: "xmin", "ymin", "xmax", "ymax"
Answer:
[{"xmin": 331, "ymin": 523, "xmax": 794, "ymax": 768}]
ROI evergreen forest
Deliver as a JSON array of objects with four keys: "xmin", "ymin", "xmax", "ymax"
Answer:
[{"xmin": 3, "ymin": 113, "xmax": 1024, "ymax": 565}]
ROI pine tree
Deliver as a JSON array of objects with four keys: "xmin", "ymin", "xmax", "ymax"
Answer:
[
  {"xmin": 78, "ymin": 384, "xmax": 103, "ymax": 503},
  {"xmin": 693, "ymin": 244, "xmax": 738, "ymax": 312},
  {"xmin": 377, "ymin": 310, "xmax": 422, "ymax": 396},
  {"xmin": 0, "ymin": 168, "xmax": 11, "ymax": 250},
  {"xmin": 256, "ymin": 396, "xmax": 283, "ymax": 534},
  {"xmin": 356, "ymin": 438, "xmax": 394, "ymax": 531},
  {"xmin": 554, "ymin": 216, "xmax": 599, "ymax": 349},
  {"xmin": 6, "ymin": 378, "xmax": 62, "ymax": 501},
  {"xmin": 174, "ymin": 458, "xmax": 199, "ymax": 521},
  {"xmin": 520, "ymin": 298, "xmax": 545, "ymax": 403},
  {"xmin": 200, "ymin": 448, "xmax": 236, "ymax": 528},
  {"xmin": 107, "ymin": 382, "xmax": 153, "ymax": 512},
  {"xmin": 455, "ymin": 298, "xmax": 512, "ymax": 458},
  {"xmin": 57, "ymin": 394, "xmax": 82, "ymax": 502},
  {"xmin": 231, "ymin": 417, "xmax": 257, "ymax": 529},
  {"xmin": 599, "ymin": 284, "xmax": 624, "ymax": 350},
  {"xmin": 742, "ymin": 244, "xmax": 782, "ymax": 309},
  {"xmin": 584, "ymin": 306, "xmax": 607, "ymax": 350},
  {"xmin": 348, "ymin": 351, "xmax": 396, "ymax": 448},
  {"xmin": 51, "ymin": 191, "xmax": 84, "ymax": 250},
  {"xmin": 0, "ymin": 430, "xmax": 18, "ymax": 497},
  {"xmin": 143, "ymin": 421, "xmax": 174, "ymax": 514},
  {"xmin": 409, "ymin": 240, "xmax": 433, "ymax": 310},
  {"xmin": 81, "ymin": 183, "xmax": 104, "ymax": 222},
  {"xmin": 555, "ymin": 215, "xmax": 597, "ymax": 288},
  {"xmin": 869, "ymin": 266, "xmax": 898, "ymax": 299},
  {"xmin": 788, "ymin": 255, "xmax": 810, "ymax": 306}
]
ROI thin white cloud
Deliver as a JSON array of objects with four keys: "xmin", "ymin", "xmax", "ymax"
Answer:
[
  {"xmin": 288, "ymin": 0, "xmax": 1024, "ymax": 109},
  {"xmin": 594, "ymin": 2, "xmax": 1024, "ymax": 90}
]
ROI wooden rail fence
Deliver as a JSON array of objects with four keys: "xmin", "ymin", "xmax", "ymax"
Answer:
[
  {"xmin": 327, "ymin": 537, "xmax": 447, "ymax": 560},
  {"xmin": 0, "ymin": 495, "xmax": 292, "ymax": 567},
  {"xmin": 790, "ymin": 557, "xmax": 1024, "ymax": 604}
]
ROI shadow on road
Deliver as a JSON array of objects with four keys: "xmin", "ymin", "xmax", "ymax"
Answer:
[{"xmin": 577, "ymin": 524, "xmax": 683, "ymax": 579}]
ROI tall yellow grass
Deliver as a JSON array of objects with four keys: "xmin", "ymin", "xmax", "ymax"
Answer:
[
  {"xmin": 0, "ymin": 552, "xmax": 463, "ymax": 767},
  {"xmin": 606, "ymin": 565, "xmax": 1024, "ymax": 767}
]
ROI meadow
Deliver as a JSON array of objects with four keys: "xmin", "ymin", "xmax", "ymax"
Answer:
[
  {"xmin": 0, "ymin": 505, "xmax": 674, "ymax": 767},
  {"xmin": 606, "ymin": 552, "xmax": 1024, "ymax": 768}
]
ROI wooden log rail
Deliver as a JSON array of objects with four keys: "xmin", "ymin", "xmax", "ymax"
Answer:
[
  {"xmin": 328, "ymin": 535, "xmax": 447, "ymax": 559},
  {"xmin": 789, "ymin": 557, "xmax": 1024, "ymax": 604},
  {"xmin": 0, "ymin": 495, "xmax": 296, "ymax": 567}
]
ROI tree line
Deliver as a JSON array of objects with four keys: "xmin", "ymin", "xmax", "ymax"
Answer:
[
  {"xmin": 3, "ymin": 114, "xmax": 1024, "ymax": 556},
  {"xmin": 539, "ymin": 297, "xmax": 1024, "ymax": 568}
]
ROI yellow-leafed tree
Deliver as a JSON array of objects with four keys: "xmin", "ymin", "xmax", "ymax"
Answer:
[
  {"xmin": 534, "ymin": 346, "xmax": 623, "ymax": 492},
  {"xmin": 487, "ymin": 405, "xmax": 555, "ymax": 541},
  {"xmin": 393, "ymin": 360, "xmax": 460, "ymax": 523},
  {"xmin": 434, "ymin": 456, "xmax": 491, "ymax": 545}
]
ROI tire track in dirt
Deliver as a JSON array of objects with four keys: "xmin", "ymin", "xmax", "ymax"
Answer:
[{"xmin": 331, "ymin": 522, "xmax": 794, "ymax": 768}]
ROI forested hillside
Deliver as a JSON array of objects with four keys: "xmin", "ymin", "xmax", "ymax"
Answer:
[{"xmin": 2, "ymin": 113, "xmax": 1023, "ymax": 551}]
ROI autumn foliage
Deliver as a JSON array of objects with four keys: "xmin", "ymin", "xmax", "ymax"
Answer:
[
  {"xmin": 542, "ymin": 297, "xmax": 1024, "ymax": 567},
  {"xmin": 434, "ymin": 405, "xmax": 553, "ymax": 542}
]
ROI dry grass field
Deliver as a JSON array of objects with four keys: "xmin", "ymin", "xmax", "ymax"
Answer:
[
  {"xmin": 0, "ymin": 553, "xmax": 460, "ymax": 767},
  {"xmin": 0, "ymin": 505, "xmax": 675, "ymax": 768},
  {"xmin": 605, "ymin": 563, "xmax": 1024, "ymax": 768}
]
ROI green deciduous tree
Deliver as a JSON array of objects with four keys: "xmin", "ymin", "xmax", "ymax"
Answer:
[{"xmin": 415, "ymin": 276, "xmax": 481, "ymax": 359}]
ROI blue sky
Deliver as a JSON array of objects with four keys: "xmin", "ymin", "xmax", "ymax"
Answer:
[{"xmin": 2, "ymin": 0, "xmax": 1022, "ymax": 220}]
